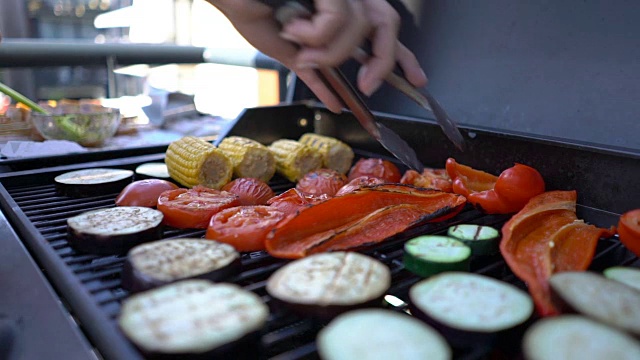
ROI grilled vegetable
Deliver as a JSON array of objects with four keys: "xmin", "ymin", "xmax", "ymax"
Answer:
[
  {"xmin": 549, "ymin": 271, "xmax": 640, "ymax": 336},
  {"xmin": 55, "ymin": 168, "xmax": 134, "ymax": 198},
  {"xmin": 115, "ymin": 179, "xmax": 178, "ymax": 207},
  {"xmin": 403, "ymin": 236, "xmax": 471, "ymax": 277},
  {"xmin": 317, "ymin": 309, "xmax": 451, "ymax": 360},
  {"xmin": 603, "ymin": 266, "xmax": 640, "ymax": 291},
  {"xmin": 221, "ymin": 178, "xmax": 275, "ymax": 205},
  {"xmin": 500, "ymin": 191, "xmax": 616, "ymax": 316},
  {"xmin": 156, "ymin": 186, "xmax": 240, "ymax": 229},
  {"xmin": 447, "ymin": 224, "xmax": 500, "ymax": 256},
  {"xmin": 446, "ymin": 158, "xmax": 545, "ymax": 214},
  {"xmin": 121, "ymin": 238, "xmax": 240, "ymax": 293},
  {"xmin": 523, "ymin": 315, "xmax": 640, "ymax": 360},
  {"xmin": 67, "ymin": 206, "xmax": 164, "ymax": 254},
  {"xmin": 298, "ymin": 133, "xmax": 354, "ymax": 174},
  {"xmin": 165, "ymin": 136, "xmax": 232, "ymax": 189},
  {"xmin": 118, "ymin": 280, "xmax": 268, "ymax": 358},
  {"xmin": 334, "ymin": 175, "xmax": 385, "ymax": 196},
  {"xmin": 266, "ymin": 184, "xmax": 467, "ymax": 259},
  {"xmin": 296, "ymin": 168, "xmax": 347, "ymax": 197},
  {"xmin": 205, "ymin": 205, "xmax": 286, "ymax": 252},
  {"xmin": 348, "ymin": 158, "xmax": 401, "ymax": 183},
  {"xmin": 135, "ymin": 162, "xmax": 172, "ymax": 181},
  {"xmin": 618, "ymin": 209, "xmax": 640, "ymax": 257},
  {"xmin": 401, "ymin": 168, "xmax": 453, "ymax": 193},
  {"xmin": 266, "ymin": 252, "xmax": 391, "ymax": 319},
  {"xmin": 218, "ymin": 136, "xmax": 276, "ymax": 182},
  {"xmin": 409, "ymin": 272, "xmax": 534, "ymax": 349},
  {"xmin": 268, "ymin": 139, "xmax": 322, "ymax": 182}
]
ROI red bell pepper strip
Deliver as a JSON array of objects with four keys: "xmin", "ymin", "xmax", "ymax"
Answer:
[
  {"xmin": 618, "ymin": 209, "xmax": 640, "ymax": 257},
  {"xmin": 500, "ymin": 190, "xmax": 616, "ymax": 316},
  {"xmin": 265, "ymin": 184, "xmax": 467, "ymax": 259},
  {"xmin": 446, "ymin": 158, "xmax": 545, "ymax": 214}
]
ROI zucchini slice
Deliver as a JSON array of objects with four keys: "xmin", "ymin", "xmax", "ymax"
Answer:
[
  {"xmin": 603, "ymin": 266, "xmax": 640, "ymax": 291},
  {"xmin": 55, "ymin": 168, "xmax": 134, "ymax": 198},
  {"xmin": 523, "ymin": 315, "xmax": 640, "ymax": 360},
  {"xmin": 118, "ymin": 280, "xmax": 268, "ymax": 357},
  {"xmin": 266, "ymin": 252, "xmax": 391, "ymax": 319},
  {"xmin": 549, "ymin": 271, "xmax": 640, "ymax": 336},
  {"xmin": 67, "ymin": 206, "xmax": 163, "ymax": 254},
  {"xmin": 447, "ymin": 224, "xmax": 500, "ymax": 256},
  {"xmin": 317, "ymin": 309, "xmax": 451, "ymax": 360},
  {"xmin": 409, "ymin": 272, "xmax": 534, "ymax": 348},
  {"xmin": 122, "ymin": 238, "xmax": 241, "ymax": 293},
  {"xmin": 403, "ymin": 236, "xmax": 471, "ymax": 277},
  {"xmin": 135, "ymin": 162, "xmax": 172, "ymax": 181}
]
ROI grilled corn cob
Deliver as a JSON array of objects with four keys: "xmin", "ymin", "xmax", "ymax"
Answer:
[
  {"xmin": 218, "ymin": 136, "xmax": 276, "ymax": 182},
  {"xmin": 269, "ymin": 139, "xmax": 322, "ymax": 182},
  {"xmin": 299, "ymin": 133, "xmax": 354, "ymax": 174},
  {"xmin": 165, "ymin": 136, "xmax": 232, "ymax": 189}
]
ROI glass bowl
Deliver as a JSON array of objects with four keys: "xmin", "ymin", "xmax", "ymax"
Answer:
[{"xmin": 30, "ymin": 104, "xmax": 121, "ymax": 147}]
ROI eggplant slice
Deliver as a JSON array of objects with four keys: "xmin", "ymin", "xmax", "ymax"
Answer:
[
  {"xmin": 317, "ymin": 309, "xmax": 451, "ymax": 360},
  {"xmin": 266, "ymin": 252, "xmax": 391, "ymax": 319},
  {"xmin": 409, "ymin": 272, "xmax": 534, "ymax": 348},
  {"xmin": 549, "ymin": 271, "xmax": 640, "ymax": 336},
  {"xmin": 55, "ymin": 168, "xmax": 134, "ymax": 198},
  {"xmin": 118, "ymin": 280, "xmax": 269, "ymax": 357},
  {"xmin": 67, "ymin": 206, "xmax": 163, "ymax": 254},
  {"xmin": 122, "ymin": 238, "xmax": 241, "ymax": 293},
  {"xmin": 523, "ymin": 315, "xmax": 640, "ymax": 360}
]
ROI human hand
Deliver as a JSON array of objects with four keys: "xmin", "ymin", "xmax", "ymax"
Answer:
[{"xmin": 208, "ymin": 0, "xmax": 427, "ymax": 113}]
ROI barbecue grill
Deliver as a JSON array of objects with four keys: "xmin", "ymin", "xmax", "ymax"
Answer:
[{"xmin": 0, "ymin": 102, "xmax": 638, "ymax": 359}]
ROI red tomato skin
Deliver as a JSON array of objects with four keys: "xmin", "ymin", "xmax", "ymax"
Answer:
[
  {"xmin": 335, "ymin": 176, "xmax": 386, "ymax": 196},
  {"xmin": 347, "ymin": 158, "xmax": 402, "ymax": 183},
  {"xmin": 296, "ymin": 169, "xmax": 347, "ymax": 197},
  {"xmin": 115, "ymin": 179, "xmax": 179, "ymax": 207},
  {"xmin": 618, "ymin": 209, "xmax": 640, "ymax": 257},
  {"xmin": 157, "ymin": 186, "xmax": 240, "ymax": 229},
  {"xmin": 494, "ymin": 163, "xmax": 545, "ymax": 207},
  {"xmin": 206, "ymin": 205, "xmax": 286, "ymax": 252},
  {"xmin": 221, "ymin": 178, "xmax": 275, "ymax": 205}
]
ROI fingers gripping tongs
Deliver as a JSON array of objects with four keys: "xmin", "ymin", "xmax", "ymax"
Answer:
[{"xmin": 258, "ymin": 0, "xmax": 466, "ymax": 172}]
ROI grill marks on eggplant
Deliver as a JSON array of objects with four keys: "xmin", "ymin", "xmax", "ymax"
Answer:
[
  {"xmin": 67, "ymin": 206, "xmax": 164, "ymax": 254},
  {"xmin": 118, "ymin": 280, "xmax": 268, "ymax": 356},
  {"xmin": 267, "ymin": 252, "xmax": 390, "ymax": 306},
  {"xmin": 122, "ymin": 239, "xmax": 241, "ymax": 292}
]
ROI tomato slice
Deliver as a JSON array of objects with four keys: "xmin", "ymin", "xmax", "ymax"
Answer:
[
  {"xmin": 115, "ymin": 179, "xmax": 179, "ymax": 207},
  {"xmin": 347, "ymin": 158, "xmax": 401, "ymax": 183},
  {"xmin": 206, "ymin": 206, "xmax": 286, "ymax": 252},
  {"xmin": 157, "ymin": 186, "xmax": 240, "ymax": 229},
  {"xmin": 618, "ymin": 209, "xmax": 640, "ymax": 257},
  {"xmin": 221, "ymin": 178, "xmax": 275, "ymax": 205},
  {"xmin": 296, "ymin": 168, "xmax": 347, "ymax": 197}
]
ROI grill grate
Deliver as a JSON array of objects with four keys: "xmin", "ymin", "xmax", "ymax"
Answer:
[{"xmin": 2, "ymin": 170, "xmax": 634, "ymax": 360}]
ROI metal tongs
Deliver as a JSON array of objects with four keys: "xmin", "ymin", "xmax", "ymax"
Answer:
[{"xmin": 259, "ymin": 0, "xmax": 466, "ymax": 171}]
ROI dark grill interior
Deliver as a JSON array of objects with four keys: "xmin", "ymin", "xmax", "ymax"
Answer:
[{"xmin": 2, "ymin": 150, "xmax": 636, "ymax": 359}]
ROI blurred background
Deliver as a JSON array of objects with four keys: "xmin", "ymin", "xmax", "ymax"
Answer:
[{"xmin": 0, "ymin": 0, "xmax": 638, "ymax": 151}]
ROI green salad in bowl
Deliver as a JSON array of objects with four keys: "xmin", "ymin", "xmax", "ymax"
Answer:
[{"xmin": 31, "ymin": 103, "xmax": 121, "ymax": 147}]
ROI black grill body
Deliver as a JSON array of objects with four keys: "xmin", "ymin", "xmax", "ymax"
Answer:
[{"xmin": 0, "ymin": 104, "xmax": 638, "ymax": 359}]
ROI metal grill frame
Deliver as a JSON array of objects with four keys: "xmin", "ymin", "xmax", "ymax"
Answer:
[{"xmin": 0, "ymin": 103, "xmax": 638, "ymax": 359}]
